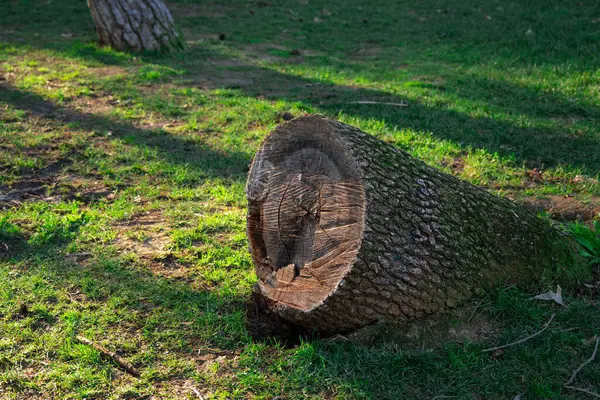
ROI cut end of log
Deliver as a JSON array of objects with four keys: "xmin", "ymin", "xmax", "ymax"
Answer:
[
  {"xmin": 246, "ymin": 115, "xmax": 582, "ymax": 333},
  {"xmin": 246, "ymin": 116, "xmax": 366, "ymax": 312}
]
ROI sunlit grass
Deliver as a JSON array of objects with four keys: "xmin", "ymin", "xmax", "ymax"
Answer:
[{"xmin": 1, "ymin": 0, "xmax": 599, "ymax": 398}]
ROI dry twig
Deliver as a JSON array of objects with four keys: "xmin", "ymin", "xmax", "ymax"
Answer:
[
  {"xmin": 188, "ymin": 386, "xmax": 205, "ymax": 399},
  {"xmin": 482, "ymin": 314, "xmax": 555, "ymax": 352},
  {"xmin": 564, "ymin": 385, "xmax": 600, "ymax": 398},
  {"xmin": 563, "ymin": 335, "xmax": 600, "ymax": 398},
  {"xmin": 562, "ymin": 335, "xmax": 600, "ymax": 398},
  {"xmin": 75, "ymin": 335, "xmax": 140, "ymax": 377},
  {"xmin": 565, "ymin": 335, "xmax": 599, "ymax": 385}
]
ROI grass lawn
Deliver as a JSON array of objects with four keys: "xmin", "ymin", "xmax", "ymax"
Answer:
[{"xmin": 1, "ymin": 0, "xmax": 600, "ymax": 398}]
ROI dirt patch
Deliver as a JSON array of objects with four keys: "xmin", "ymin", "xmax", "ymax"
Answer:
[
  {"xmin": 519, "ymin": 194, "xmax": 600, "ymax": 222},
  {"xmin": 222, "ymin": 77, "xmax": 255, "ymax": 87},
  {"xmin": 151, "ymin": 378, "xmax": 212, "ymax": 400},
  {"xmin": 68, "ymin": 94, "xmax": 121, "ymax": 118},
  {"xmin": 0, "ymin": 183, "xmax": 48, "ymax": 208},
  {"xmin": 349, "ymin": 47, "xmax": 383, "ymax": 59},
  {"xmin": 207, "ymin": 57, "xmax": 248, "ymax": 68},
  {"xmin": 167, "ymin": 2, "xmax": 228, "ymax": 18},
  {"xmin": 114, "ymin": 211, "xmax": 170, "ymax": 257},
  {"xmin": 180, "ymin": 30, "xmax": 223, "ymax": 43},
  {"xmin": 440, "ymin": 156, "xmax": 465, "ymax": 174},
  {"xmin": 0, "ymin": 159, "xmax": 65, "ymax": 206},
  {"xmin": 0, "ymin": 84, "xmax": 56, "ymax": 117},
  {"xmin": 112, "ymin": 211, "xmax": 192, "ymax": 278},
  {"xmin": 0, "ymin": 169, "xmax": 113, "ymax": 209},
  {"xmin": 242, "ymin": 43, "xmax": 305, "ymax": 64},
  {"xmin": 185, "ymin": 69, "xmax": 258, "ymax": 91},
  {"xmin": 88, "ymin": 66, "xmax": 128, "ymax": 77},
  {"xmin": 47, "ymin": 173, "xmax": 113, "ymax": 203}
]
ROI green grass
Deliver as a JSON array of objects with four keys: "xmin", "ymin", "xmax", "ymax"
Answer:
[
  {"xmin": 1, "ymin": 0, "xmax": 600, "ymax": 398},
  {"xmin": 571, "ymin": 221, "xmax": 600, "ymax": 265}
]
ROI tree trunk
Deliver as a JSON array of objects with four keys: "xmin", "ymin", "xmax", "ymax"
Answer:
[
  {"xmin": 246, "ymin": 116, "xmax": 581, "ymax": 333},
  {"xmin": 87, "ymin": 0, "xmax": 183, "ymax": 52}
]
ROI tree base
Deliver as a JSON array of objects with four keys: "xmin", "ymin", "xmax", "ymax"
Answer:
[{"xmin": 88, "ymin": 0, "xmax": 183, "ymax": 53}]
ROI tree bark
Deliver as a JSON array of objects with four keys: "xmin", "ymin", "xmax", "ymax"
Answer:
[
  {"xmin": 87, "ymin": 0, "xmax": 183, "ymax": 53},
  {"xmin": 246, "ymin": 116, "xmax": 582, "ymax": 333}
]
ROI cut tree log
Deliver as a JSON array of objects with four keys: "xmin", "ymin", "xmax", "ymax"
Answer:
[
  {"xmin": 87, "ymin": 0, "xmax": 183, "ymax": 52},
  {"xmin": 246, "ymin": 115, "xmax": 582, "ymax": 333}
]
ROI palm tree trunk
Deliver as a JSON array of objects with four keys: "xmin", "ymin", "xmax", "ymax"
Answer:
[
  {"xmin": 246, "ymin": 116, "xmax": 583, "ymax": 333},
  {"xmin": 87, "ymin": 0, "xmax": 183, "ymax": 52}
]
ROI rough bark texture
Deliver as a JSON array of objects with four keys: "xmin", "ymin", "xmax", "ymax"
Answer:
[
  {"xmin": 246, "ymin": 116, "xmax": 579, "ymax": 334},
  {"xmin": 88, "ymin": 0, "xmax": 183, "ymax": 52}
]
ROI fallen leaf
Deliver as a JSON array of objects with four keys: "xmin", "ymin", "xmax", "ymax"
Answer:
[
  {"xmin": 527, "ymin": 168, "xmax": 543, "ymax": 182},
  {"xmin": 531, "ymin": 285, "xmax": 564, "ymax": 306},
  {"xmin": 572, "ymin": 174, "xmax": 599, "ymax": 185}
]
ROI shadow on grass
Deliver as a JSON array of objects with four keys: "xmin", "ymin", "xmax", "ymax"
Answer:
[
  {"xmin": 0, "ymin": 83, "xmax": 314, "ymax": 346},
  {"xmin": 0, "ymin": 82, "xmax": 251, "ymax": 186},
  {"xmin": 160, "ymin": 44, "xmax": 600, "ymax": 174},
  {"xmin": 7, "ymin": 42, "xmax": 600, "ymax": 175},
  {"xmin": 0, "ymin": 219, "xmax": 306, "ymax": 348},
  {"xmin": 2, "ymin": 0, "xmax": 600, "ymax": 396},
  {"xmin": 4, "ymin": 0, "xmax": 600, "ymax": 174}
]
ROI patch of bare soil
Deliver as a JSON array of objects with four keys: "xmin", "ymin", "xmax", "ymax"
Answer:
[
  {"xmin": 113, "ymin": 211, "xmax": 190, "ymax": 279},
  {"xmin": 150, "ymin": 378, "xmax": 212, "ymax": 400},
  {"xmin": 0, "ymin": 92, "xmax": 117, "ymax": 208},
  {"xmin": 53, "ymin": 173, "xmax": 113, "ymax": 203},
  {"xmin": 88, "ymin": 66, "xmax": 128, "ymax": 77},
  {"xmin": 114, "ymin": 211, "xmax": 169, "ymax": 255},
  {"xmin": 243, "ymin": 43, "xmax": 306, "ymax": 64},
  {"xmin": 68, "ymin": 94, "xmax": 122, "ymax": 117},
  {"xmin": 348, "ymin": 46, "xmax": 383, "ymax": 59},
  {"xmin": 0, "ymin": 182, "xmax": 48, "ymax": 208},
  {"xmin": 180, "ymin": 29, "xmax": 224, "ymax": 43},
  {"xmin": 183, "ymin": 68, "xmax": 258, "ymax": 91},
  {"xmin": 0, "ymin": 168, "xmax": 113, "ymax": 209},
  {"xmin": 167, "ymin": 2, "xmax": 228, "ymax": 18},
  {"xmin": 206, "ymin": 57, "xmax": 248, "ymax": 68},
  {"xmin": 519, "ymin": 194, "xmax": 600, "ymax": 222},
  {"xmin": 440, "ymin": 156, "xmax": 466, "ymax": 174},
  {"xmin": 0, "ymin": 159, "xmax": 64, "ymax": 207}
]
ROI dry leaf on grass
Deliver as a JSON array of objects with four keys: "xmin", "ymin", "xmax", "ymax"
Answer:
[{"xmin": 531, "ymin": 285, "xmax": 565, "ymax": 306}]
